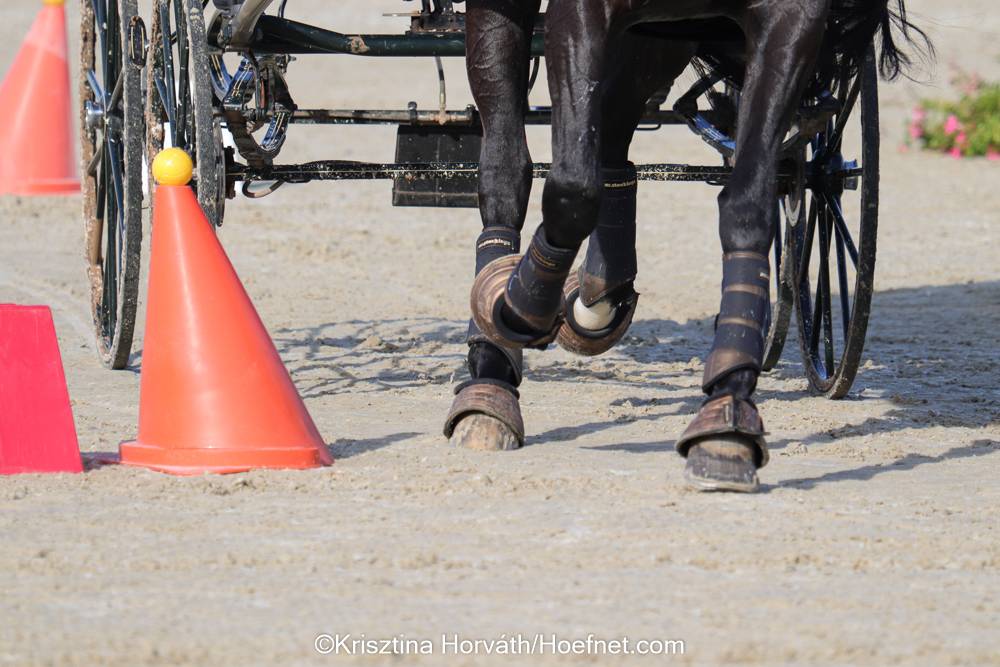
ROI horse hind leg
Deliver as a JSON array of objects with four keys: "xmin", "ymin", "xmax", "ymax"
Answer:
[
  {"xmin": 559, "ymin": 35, "xmax": 696, "ymax": 356},
  {"xmin": 445, "ymin": 0, "xmax": 539, "ymax": 452},
  {"xmin": 678, "ymin": 1, "xmax": 828, "ymax": 492}
]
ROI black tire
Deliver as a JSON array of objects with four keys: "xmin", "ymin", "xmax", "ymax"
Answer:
[
  {"xmin": 792, "ymin": 47, "xmax": 879, "ymax": 398},
  {"xmin": 80, "ymin": 0, "xmax": 145, "ymax": 369},
  {"xmin": 146, "ymin": 0, "xmax": 225, "ymax": 225}
]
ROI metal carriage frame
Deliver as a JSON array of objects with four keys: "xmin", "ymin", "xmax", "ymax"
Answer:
[{"xmin": 80, "ymin": 0, "xmax": 879, "ymax": 399}]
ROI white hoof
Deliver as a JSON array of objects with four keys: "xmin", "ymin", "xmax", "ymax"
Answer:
[{"xmin": 572, "ymin": 296, "xmax": 616, "ymax": 331}]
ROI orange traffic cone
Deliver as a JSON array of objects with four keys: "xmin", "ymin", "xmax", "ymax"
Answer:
[
  {"xmin": 0, "ymin": 0, "xmax": 79, "ymax": 196},
  {"xmin": 118, "ymin": 149, "xmax": 331, "ymax": 475}
]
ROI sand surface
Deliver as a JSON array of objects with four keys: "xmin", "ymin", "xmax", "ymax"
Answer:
[{"xmin": 1, "ymin": 2, "xmax": 999, "ymax": 665}]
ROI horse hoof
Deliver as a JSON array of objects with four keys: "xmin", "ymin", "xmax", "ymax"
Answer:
[
  {"xmin": 683, "ymin": 435, "xmax": 760, "ymax": 493},
  {"xmin": 443, "ymin": 381, "xmax": 525, "ymax": 451},
  {"xmin": 470, "ymin": 255, "xmax": 562, "ymax": 350},
  {"xmin": 449, "ymin": 413, "xmax": 521, "ymax": 451},
  {"xmin": 676, "ymin": 394, "xmax": 768, "ymax": 493},
  {"xmin": 556, "ymin": 272, "xmax": 638, "ymax": 357}
]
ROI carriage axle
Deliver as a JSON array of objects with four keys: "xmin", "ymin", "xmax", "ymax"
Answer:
[{"xmin": 227, "ymin": 160, "xmax": 861, "ymax": 189}]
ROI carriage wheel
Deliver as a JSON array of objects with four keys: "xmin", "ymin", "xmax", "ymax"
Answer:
[
  {"xmin": 80, "ymin": 0, "xmax": 145, "ymax": 369},
  {"xmin": 792, "ymin": 47, "xmax": 879, "ymax": 398},
  {"xmin": 146, "ymin": 0, "xmax": 225, "ymax": 226}
]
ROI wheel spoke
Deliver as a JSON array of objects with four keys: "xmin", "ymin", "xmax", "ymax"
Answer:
[
  {"xmin": 827, "ymin": 75, "xmax": 861, "ymax": 155},
  {"xmin": 824, "ymin": 193, "xmax": 859, "ymax": 267},
  {"xmin": 160, "ymin": 2, "xmax": 178, "ymax": 138},
  {"xmin": 797, "ymin": 194, "xmax": 819, "ymax": 288},
  {"xmin": 174, "ymin": 0, "xmax": 191, "ymax": 148},
  {"xmin": 96, "ymin": 146, "xmax": 108, "ymax": 224},
  {"xmin": 86, "ymin": 70, "xmax": 105, "ymax": 105},
  {"xmin": 810, "ymin": 275, "xmax": 822, "ymax": 357},
  {"xmin": 90, "ymin": 0, "xmax": 106, "ymax": 28},
  {"xmin": 833, "ymin": 212, "xmax": 852, "ymax": 339},
  {"xmin": 92, "ymin": 0, "xmax": 107, "ymax": 62},
  {"xmin": 102, "ymin": 155, "xmax": 118, "ymax": 335},
  {"xmin": 107, "ymin": 68, "xmax": 125, "ymax": 114},
  {"xmin": 154, "ymin": 76, "xmax": 177, "ymax": 130},
  {"xmin": 109, "ymin": 144, "xmax": 126, "ymax": 278},
  {"xmin": 818, "ymin": 207, "xmax": 836, "ymax": 375}
]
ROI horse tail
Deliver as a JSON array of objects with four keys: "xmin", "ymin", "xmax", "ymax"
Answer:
[{"xmin": 825, "ymin": 0, "xmax": 933, "ymax": 82}]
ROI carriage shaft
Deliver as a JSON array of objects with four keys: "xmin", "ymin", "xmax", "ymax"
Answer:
[{"xmin": 238, "ymin": 16, "xmax": 545, "ymax": 57}]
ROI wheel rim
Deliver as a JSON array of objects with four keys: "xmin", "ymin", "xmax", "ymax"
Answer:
[
  {"xmin": 81, "ymin": 0, "xmax": 143, "ymax": 369},
  {"xmin": 793, "ymin": 49, "xmax": 879, "ymax": 398}
]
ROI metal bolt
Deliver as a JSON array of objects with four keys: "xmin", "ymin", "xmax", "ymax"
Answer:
[{"xmin": 84, "ymin": 100, "xmax": 104, "ymax": 132}]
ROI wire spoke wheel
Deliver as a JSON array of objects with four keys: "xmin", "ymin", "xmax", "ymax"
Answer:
[
  {"xmin": 792, "ymin": 46, "xmax": 879, "ymax": 398},
  {"xmin": 147, "ymin": 0, "xmax": 225, "ymax": 225},
  {"xmin": 81, "ymin": 0, "xmax": 145, "ymax": 369}
]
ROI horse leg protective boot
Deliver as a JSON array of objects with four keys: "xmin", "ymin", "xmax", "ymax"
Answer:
[
  {"xmin": 555, "ymin": 164, "xmax": 641, "ymax": 356},
  {"xmin": 503, "ymin": 225, "xmax": 576, "ymax": 340},
  {"xmin": 579, "ymin": 163, "xmax": 639, "ymax": 306},
  {"xmin": 445, "ymin": 226, "xmax": 526, "ymax": 446},
  {"xmin": 701, "ymin": 251, "xmax": 771, "ymax": 392},
  {"xmin": 676, "ymin": 251, "xmax": 771, "ymax": 490},
  {"xmin": 468, "ymin": 226, "xmax": 524, "ymax": 388}
]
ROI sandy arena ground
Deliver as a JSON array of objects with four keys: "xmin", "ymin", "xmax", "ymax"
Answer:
[{"xmin": 1, "ymin": 2, "xmax": 999, "ymax": 665}]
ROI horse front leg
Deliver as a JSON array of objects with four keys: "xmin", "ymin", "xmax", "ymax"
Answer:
[
  {"xmin": 470, "ymin": 0, "xmax": 622, "ymax": 350},
  {"xmin": 444, "ymin": 0, "xmax": 540, "ymax": 451},
  {"xmin": 678, "ymin": 1, "xmax": 829, "ymax": 492},
  {"xmin": 558, "ymin": 35, "xmax": 695, "ymax": 356}
]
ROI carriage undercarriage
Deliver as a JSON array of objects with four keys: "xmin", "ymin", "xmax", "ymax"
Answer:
[{"xmin": 81, "ymin": 0, "xmax": 878, "ymax": 400}]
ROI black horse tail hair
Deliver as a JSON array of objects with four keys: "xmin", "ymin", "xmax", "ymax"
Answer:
[{"xmin": 825, "ymin": 0, "xmax": 934, "ymax": 82}]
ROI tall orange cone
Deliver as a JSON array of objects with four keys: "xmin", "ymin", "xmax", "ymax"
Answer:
[
  {"xmin": 119, "ymin": 149, "xmax": 331, "ymax": 475},
  {"xmin": 0, "ymin": 0, "xmax": 79, "ymax": 195}
]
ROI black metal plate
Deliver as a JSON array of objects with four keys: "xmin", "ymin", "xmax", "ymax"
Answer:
[{"xmin": 392, "ymin": 125, "xmax": 481, "ymax": 208}]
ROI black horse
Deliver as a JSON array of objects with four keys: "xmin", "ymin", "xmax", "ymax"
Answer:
[{"xmin": 443, "ymin": 0, "xmax": 926, "ymax": 492}]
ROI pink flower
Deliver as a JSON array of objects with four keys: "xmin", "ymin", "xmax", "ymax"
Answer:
[
  {"xmin": 962, "ymin": 74, "xmax": 982, "ymax": 95},
  {"xmin": 944, "ymin": 114, "xmax": 962, "ymax": 136},
  {"xmin": 987, "ymin": 148, "xmax": 1000, "ymax": 162},
  {"xmin": 955, "ymin": 132, "xmax": 968, "ymax": 146},
  {"xmin": 908, "ymin": 122, "xmax": 923, "ymax": 140},
  {"xmin": 911, "ymin": 106, "xmax": 927, "ymax": 123},
  {"xmin": 950, "ymin": 146, "xmax": 963, "ymax": 159}
]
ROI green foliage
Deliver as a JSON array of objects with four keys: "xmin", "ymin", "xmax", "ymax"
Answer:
[{"xmin": 908, "ymin": 76, "xmax": 1000, "ymax": 159}]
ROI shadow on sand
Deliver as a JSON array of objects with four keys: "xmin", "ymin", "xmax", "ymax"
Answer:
[{"xmin": 134, "ymin": 280, "xmax": 999, "ymax": 478}]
